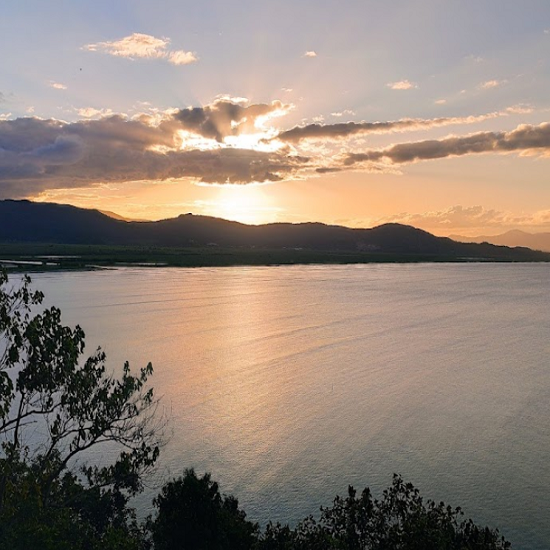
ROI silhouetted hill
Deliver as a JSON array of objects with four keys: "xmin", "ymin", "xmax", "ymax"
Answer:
[
  {"xmin": 0, "ymin": 200, "xmax": 128, "ymax": 244},
  {"xmin": 451, "ymin": 230, "xmax": 550, "ymax": 252},
  {"xmin": 1, "ymin": 200, "xmax": 549, "ymax": 261}
]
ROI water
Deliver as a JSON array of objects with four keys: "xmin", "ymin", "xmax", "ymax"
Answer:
[{"xmin": 25, "ymin": 263, "xmax": 550, "ymax": 548}]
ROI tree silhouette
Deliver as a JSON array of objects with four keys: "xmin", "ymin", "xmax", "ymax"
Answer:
[
  {"xmin": 260, "ymin": 474, "xmax": 511, "ymax": 550},
  {"xmin": 151, "ymin": 469, "xmax": 258, "ymax": 550},
  {"xmin": 0, "ymin": 268, "xmax": 162, "ymax": 548}
]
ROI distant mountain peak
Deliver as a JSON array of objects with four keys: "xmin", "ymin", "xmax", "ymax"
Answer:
[{"xmin": 450, "ymin": 229, "xmax": 550, "ymax": 252}]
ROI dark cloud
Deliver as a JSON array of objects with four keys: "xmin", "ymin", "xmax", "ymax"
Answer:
[
  {"xmin": 0, "ymin": 104, "xmax": 306, "ymax": 198},
  {"xmin": 174, "ymin": 99, "xmax": 288, "ymax": 142},
  {"xmin": 343, "ymin": 123, "xmax": 550, "ymax": 166},
  {"xmin": 315, "ymin": 167, "xmax": 343, "ymax": 173},
  {"xmin": 276, "ymin": 113, "xmax": 501, "ymax": 143}
]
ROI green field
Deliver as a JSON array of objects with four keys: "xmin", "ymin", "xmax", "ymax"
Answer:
[{"xmin": 1, "ymin": 242, "xmax": 546, "ymax": 272}]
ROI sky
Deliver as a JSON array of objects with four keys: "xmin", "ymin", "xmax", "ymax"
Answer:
[{"xmin": 1, "ymin": 0, "xmax": 550, "ymax": 236}]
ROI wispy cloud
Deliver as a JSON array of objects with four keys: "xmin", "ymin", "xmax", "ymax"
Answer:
[
  {"xmin": 377, "ymin": 205, "xmax": 517, "ymax": 230},
  {"xmin": 83, "ymin": 33, "xmax": 198, "ymax": 65},
  {"xmin": 387, "ymin": 80, "xmax": 417, "ymax": 90},
  {"xmin": 465, "ymin": 54, "xmax": 484, "ymax": 63},
  {"xmin": 331, "ymin": 110, "xmax": 355, "ymax": 117},
  {"xmin": 304, "ymin": 51, "xmax": 317, "ymax": 58},
  {"xmin": 479, "ymin": 79, "xmax": 505, "ymax": 90},
  {"xmin": 505, "ymin": 104, "xmax": 533, "ymax": 115},
  {"xmin": 77, "ymin": 107, "xmax": 114, "ymax": 118},
  {"xmin": 343, "ymin": 122, "xmax": 550, "ymax": 167},
  {"xmin": 376, "ymin": 205, "xmax": 550, "ymax": 232},
  {"xmin": 276, "ymin": 110, "xmax": 506, "ymax": 143},
  {"xmin": 49, "ymin": 81, "xmax": 67, "ymax": 90}
]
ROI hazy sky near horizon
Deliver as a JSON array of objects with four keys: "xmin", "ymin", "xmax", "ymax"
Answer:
[{"xmin": 1, "ymin": 0, "xmax": 550, "ymax": 235}]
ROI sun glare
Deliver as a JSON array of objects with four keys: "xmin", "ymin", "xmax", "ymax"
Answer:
[
  {"xmin": 223, "ymin": 132, "xmax": 282, "ymax": 152},
  {"xmin": 208, "ymin": 185, "xmax": 278, "ymax": 225},
  {"xmin": 177, "ymin": 130, "xmax": 221, "ymax": 151},
  {"xmin": 177, "ymin": 127, "xmax": 283, "ymax": 153}
]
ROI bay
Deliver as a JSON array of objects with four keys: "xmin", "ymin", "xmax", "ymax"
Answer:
[{"xmin": 28, "ymin": 263, "xmax": 550, "ymax": 549}]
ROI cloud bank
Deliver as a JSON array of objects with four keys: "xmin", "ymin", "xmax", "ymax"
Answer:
[
  {"xmin": 0, "ymin": 97, "xmax": 548, "ymax": 199},
  {"xmin": 83, "ymin": 33, "xmax": 198, "ymax": 65},
  {"xmin": 0, "ymin": 99, "xmax": 304, "ymax": 197}
]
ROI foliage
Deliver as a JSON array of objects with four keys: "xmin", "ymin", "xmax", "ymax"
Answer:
[
  {"xmin": 0, "ymin": 268, "xmax": 161, "ymax": 548},
  {"xmin": 259, "ymin": 474, "xmax": 511, "ymax": 550},
  {"xmin": 0, "ymin": 461, "xmax": 148, "ymax": 549},
  {"xmin": 150, "ymin": 469, "xmax": 259, "ymax": 550},
  {"xmin": 150, "ymin": 470, "xmax": 510, "ymax": 550}
]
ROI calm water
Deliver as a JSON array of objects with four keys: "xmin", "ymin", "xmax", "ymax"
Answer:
[{"xmin": 28, "ymin": 264, "xmax": 550, "ymax": 549}]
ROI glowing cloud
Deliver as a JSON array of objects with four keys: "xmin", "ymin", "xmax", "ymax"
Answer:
[
  {"xmin": 304, "ymin": 51, "xmax": 317, "ymax": 57},
  {"xmin": 0, "ymin": 100, "xmax": 305, "ymax": 197},
  {"xmin": 479, "ymin": 79, "xmax": 504, "ymax": 89},
  {"xmin": 168, "ymin": 50, "xmax": 198, "ymax": 65},
  {"xmin": 83, "ymin": 33, "xmax": 197, "ymax": 65},
  {"xmin": 173, "ymin": 98, "xmax": 292, "ymax": 143},
  {"xmin": 49, "ymin": 81, "xmax": 67, "ymax": 90},
  {"xmin": 376, "ymin": 205, "xmax": 550, "ymax": 232},
  {"xmin": 387, "ymin": 80, "xmax": 417, "ymax": 90},
  {"xmin": 331, "ymin": 110, "xmax": 356, "ymax": 117},
  {"xmin": 377, "ymin": 205, "xmax": 517, "ymax": 230},
  {"xmin": 78, "ymin": 107, "xmax": 114, "ymax": 118}
]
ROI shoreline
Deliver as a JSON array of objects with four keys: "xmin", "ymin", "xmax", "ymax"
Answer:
[{"xmin": 2, "ymin": 242, "xmax": 550, "ymax": 273}]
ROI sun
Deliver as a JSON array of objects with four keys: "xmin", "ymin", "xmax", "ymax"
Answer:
[{"xmin": 208, "ymin": 185, "xmax": 279, "ymax": 225}]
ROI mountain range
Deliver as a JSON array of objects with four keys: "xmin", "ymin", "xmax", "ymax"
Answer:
[
  {"xmin": 450, "ymin": 230, "xmax": 550, "ymax": 253},
  {"xmin": 1, "ymin": 199, "xmax": 549, "ymax": 262}
]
